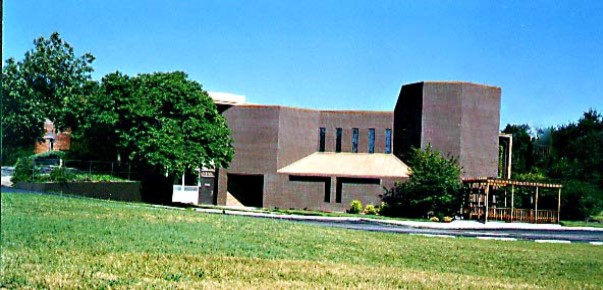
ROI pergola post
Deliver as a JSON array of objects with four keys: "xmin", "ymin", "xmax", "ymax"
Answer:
[
  {"xmin": 534, "ymin": 186, "xmax": 539, "ymax": 224},
  {"xmin": 484, "ymin": 183, "xmax": 490, "ymax": 223},
  {"xmin": 504, "ymin": 188, "xmax": 508, "ymax": 207},
  {"xmin": 510, "ymin": 185, "xmax": 515, "ymax": 222},
  {"xmin": 557, "ymin": 188, "xmax": 562, "ymax": 224}
]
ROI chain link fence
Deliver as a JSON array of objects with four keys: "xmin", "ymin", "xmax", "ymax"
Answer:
[{"xmin": 17, "ymin": 158, "xmax": 140, "ymax": 183}]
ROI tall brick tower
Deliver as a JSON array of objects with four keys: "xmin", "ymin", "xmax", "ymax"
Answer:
[{"xmin": 393, "ymin": 81, "xmax": 501, "ymax": 178}]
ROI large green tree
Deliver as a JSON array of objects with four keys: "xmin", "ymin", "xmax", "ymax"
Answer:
[
  {"xmin": 79, "ymin": 71, "xmax": 234, "ymax": 177},
  {"xmin": 1, "ymin": 32, "xmax": 95, "ymax": 164},
  {"xmin": 550, "ymin": 110, "xmax": 603, "ymax": 184},
  {"xmin": 382, "ymin": 145, "xmax": 463, "ymax": 218},
  {"xmin": 68, "ymin": 72, "xmax": 130, "ymax": 162}
]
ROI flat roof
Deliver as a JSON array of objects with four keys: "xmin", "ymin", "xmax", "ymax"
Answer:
[
  {"xmin": 208, "ymin": 92, "xmax": 246, "ymax": 105},
  {"xmin": 229, "ymin": 104, "xmax": 392, "ymax": 114},
  {"xmin": 404, "ymin": 81, "xmax": 501, "ymax": 90},
  {"xmin": 278, "ymin": 152, "xmax": 410, "ymax": 179}
]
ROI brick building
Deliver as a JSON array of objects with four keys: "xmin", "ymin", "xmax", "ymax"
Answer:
[
  {"xmin": 214, "ymin": 106, "xmax": 409, "ymax": 211},
  {"xmin": 394, "ymin": 82, "xmax": 501, "ymax": 178},
  {"xmin": 181, "ymin": 81, "xmax": 502, "ymax": 211},
  {"xmin": 34, "ymin": 119, "xmax": 72, "ymax": 154}
]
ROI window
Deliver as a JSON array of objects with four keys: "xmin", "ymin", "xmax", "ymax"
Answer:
[
  {"xmin": 385, "ymin": 128, "xmax": 392, "ymax": 154},
  {"xmin": 335, "ymin": 128, "xmax": 342, "ymax": 152},
  {"xmin": 352, "ymin": 128, "xmax": 359, "ymax": 153},
  {"xmin": 319, "ymin": 127, "xmax": 326, "ymax": 152},
  {"xmin": 368, "ymin": 128, "xmax": 375, "ymax": 153}
]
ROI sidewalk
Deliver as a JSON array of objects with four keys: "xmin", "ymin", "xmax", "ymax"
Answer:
[{"xmin": 185, "ymin": 206, "xmax": 603, "ymax": 232}]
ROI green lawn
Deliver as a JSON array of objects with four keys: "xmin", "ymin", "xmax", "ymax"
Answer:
[
  {"xmin": 2, "ymin": 193, "xmax": 602, "ymax": 289},
  {"xmin": 561, "ymin": 220, "xmax": 603, "ymax": 228}
]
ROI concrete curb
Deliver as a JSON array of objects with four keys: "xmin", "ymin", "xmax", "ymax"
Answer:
[{"xmin": 188, "ymin": 206, "xmax": 603, "ymax": 232}]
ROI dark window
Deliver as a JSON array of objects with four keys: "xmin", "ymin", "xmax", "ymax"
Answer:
[
  {"xmin": 368, "ymin": 128, "xmax": 375, "ymax": 153},
  {"xmin": 335, "ymin": 128, "xmax": 342, "ymax": 152},
  {"xmin": 319, "ymin": 127, "xmax": 326, "ymax": 152},
  {"xmin": 385, "ymin": 128, "xmax": 392, "ymax": 154},
  {"xmin": 352, "ymin": 128, "xmax": 359, "ymax": 153},
  {"xmin": 336, "ymin": 179, "xmax": 342, "ymax": 203}
]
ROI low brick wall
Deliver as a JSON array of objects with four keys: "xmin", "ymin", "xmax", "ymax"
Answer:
[{"xmin": 14, "ymin": 181, "xmax": 142, "ymax": 202}]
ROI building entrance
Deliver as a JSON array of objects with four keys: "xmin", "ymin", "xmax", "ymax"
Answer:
[{"xmin": 227, "ymin": 174, "xmax": 264, "ymax": 207}]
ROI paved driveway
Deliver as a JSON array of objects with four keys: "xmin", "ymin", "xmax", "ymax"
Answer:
[{"xmin": 299, "ymin": 220, "xmax": 603, "ymax": 243}]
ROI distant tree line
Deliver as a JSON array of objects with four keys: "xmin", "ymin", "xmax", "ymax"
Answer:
[
  {"xmin": 2, "ymin": 32, "xmax": 234, "ymax": 203},
  {"xmin": 502, "ymin": 111, "xmax": 603, "ymax": 220}
]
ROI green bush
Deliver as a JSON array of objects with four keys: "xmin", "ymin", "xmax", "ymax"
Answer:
[
  {"xmin": 11, "ymin": 157, "xmax": 37, "ymax": 183},
  {"xmin": 364, "ymin": 204, "xmax": 378, "ymax": 215},
  {"xmin": 560, "ymin": 180, "xmax": 603, "ymax": 220},
  {"xmin": 381, "ymin": 145, "xmax": 462, "ymax": 218},
  {"xmin": 348, "ymin": 200, "xmax": 363, "ymax": 214},
  {"xmin": 1, "ymin": 146, "xmax": 33, "ymax": 166},
  {"xmin": 49, "ymin": 167, "xmax": 76, "ymax": 183}
]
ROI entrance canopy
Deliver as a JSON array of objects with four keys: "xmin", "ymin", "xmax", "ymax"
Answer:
[{"xmin": 278, "ymin": 152, "xmax": 410, "ymax": 179}]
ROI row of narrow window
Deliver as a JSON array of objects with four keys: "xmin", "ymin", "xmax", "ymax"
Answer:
[{"xmin": 319, "ymin": 128, "xmax": 392, "ymax": 154}]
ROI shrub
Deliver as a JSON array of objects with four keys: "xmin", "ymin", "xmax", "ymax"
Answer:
[
  {"xmin": 430, "ymin": 216, "xmax": 439, "ymax": 222},
  {"xmin": 560, "ymin": 180, "xmax": 603, "ymax": 220},
  {"xmin": 49, "ymin": 167, "xmax": 76, "ymax": 183},
  {"xmin": 11, "ymin": 157, "xmax": 36, "ymax": 183},
  {"xmin": 381, "ymin": 145, "xmax": 462, "ymax": 218},
  {"xmin": 443, "ymin": 216, "xmax": 453, "ymax": 223},
  {"xmin": 364, "ymin": 204, "xmax": 378, "ymax": 215},
  {"xmin": 1, "ymin": 146, "xmax": 33, "ymax": 166},
  {"xmin": 348, "ymin": 200, "xmax": 363, "ymax": 214}
]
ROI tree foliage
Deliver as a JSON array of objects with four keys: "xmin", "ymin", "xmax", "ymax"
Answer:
[
  {"xmin": 502, "ymin": 124, "xmax": 533, "ymax": 174},
  {"xmin": 76, "ymin": 71, "xmax": 234, "ymax": 177},
  {"xmin": 503, "ymin": 110, "xmax": 603, "ymax": 220},
  {"xmin": 1, "ymin": 32, "xmax": 95, "ymax": 164},
  {"xmin": 382, "ymin": 145, "xmax": 463, "ymax": 218}
]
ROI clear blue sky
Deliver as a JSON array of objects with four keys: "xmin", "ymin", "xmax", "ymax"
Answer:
[{"xmin": 3, "ymin": 0, "xmax": 602, "ymax": 130}]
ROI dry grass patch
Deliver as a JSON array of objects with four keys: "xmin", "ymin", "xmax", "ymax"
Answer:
[{"xmin": 3, "ymin": 250, "xmax": 544, "ymax": 289}]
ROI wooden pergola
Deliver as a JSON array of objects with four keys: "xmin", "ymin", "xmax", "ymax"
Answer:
[{"xmin": 463, "ymin": 178, "xmax": 563, "ymax": 224}]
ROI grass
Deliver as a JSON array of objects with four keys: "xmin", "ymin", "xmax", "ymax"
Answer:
[
  {"xmin": 560, "ymin": 211, "xmax": 603, "ymax": 228},
  {"xmin": 2, "ymin": 193, "xmax": 603, "ymax": 289},
  {"xmin": 560, "ymin": 221, "xmax": 603, "ymax": 228}
]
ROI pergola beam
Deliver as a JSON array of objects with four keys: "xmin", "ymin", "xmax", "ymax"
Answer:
[{"xmin": 463, "ymin": 177, "xmax": 562, "ymax": 189}]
